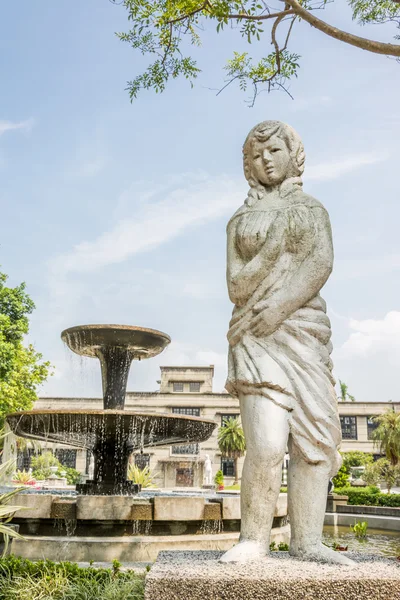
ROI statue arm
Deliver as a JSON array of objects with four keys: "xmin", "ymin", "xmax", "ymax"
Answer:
[
  {"xmin": 250, "ymin": 209, "xmax": 333, "ymax": 337},
  {"xmin": 227, "ymin": 216, "xmax": 284, "ymax": 307}
]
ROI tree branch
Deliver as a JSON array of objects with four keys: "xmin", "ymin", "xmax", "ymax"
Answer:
[
  {"xmin": 227, "ymin": 9, "xmax": 295, "ymax": 21},
  {"xmin": 284, "ymin": 0, "xmax": 400, "ymax": 57}
]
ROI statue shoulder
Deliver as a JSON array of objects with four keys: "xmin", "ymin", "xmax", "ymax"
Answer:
[
  {"xmin": 227, "ymin": 203, "xmax": 247, "ymax": 230},
  {"xmin": 290, "ymin": 190, "xmax": 328, "ymax": 213}
]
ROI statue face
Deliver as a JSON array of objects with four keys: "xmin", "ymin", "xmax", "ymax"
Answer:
[{"xmin": 251, "ymin": 134, "xmax": 291, "ymax": 187}]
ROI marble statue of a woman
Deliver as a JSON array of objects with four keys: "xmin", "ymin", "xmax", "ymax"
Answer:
[{"xmin": 221, "ymin": 120, "xmax": 352, "ymax": 565}]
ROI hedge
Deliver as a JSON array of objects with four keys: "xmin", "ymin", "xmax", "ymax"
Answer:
[{"xmin": 334, "ymin": 486, "xmax": 400, "ymax": 507}]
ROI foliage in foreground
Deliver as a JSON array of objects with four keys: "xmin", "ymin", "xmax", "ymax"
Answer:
[
  {"xmin": 111, "ymin": 0, "xmax": 400, "ymax": 105},
  {"xmin": 0, "ymin": 271, "xmax": 51, "ymax": 428},
  {"xmin": 0, "ymin": 556, "xmax": 145, "ymax": 600}
]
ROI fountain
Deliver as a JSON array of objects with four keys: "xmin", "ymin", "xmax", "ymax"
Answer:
[{"xmin": 6, "ymin": 324, "xmax": 216, "ymax": 495}]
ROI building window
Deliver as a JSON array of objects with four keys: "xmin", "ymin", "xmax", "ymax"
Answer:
[
  {"xmin": 172, "ymin": 407, "xmax": 200, "ymax": 417},
  {"xmin": 221, "ymin": 458, "xmax": 235, "ymax": 477},
  {"xmin": 55, "ymin": 449, "xmax": 77, "ymax": 469},
  {"xmin": 221, "ymin": 414, "xmax": 240, "ymax": 427},
  {"xmin": 340, "ymin": 416, "xmax": 357, "ymax": 440},
  {"xmin": 189, "ymin": 382, "xmax": 201, "ymax": 393},
  {"xmin": 134, "ymin": 453, "xmax": 151, "ymax": 469},
  {"xmin": 171, "ymin": 443, "xmax": 199, "ymax": 455},
  {"xmin": 172, "ymin": 382, "xmax": 184, "ymax": 392},
  {"xmin": 17, "ymin": 449, "xmax": 36, "ymax": 471},
  {"xmin": 176, "ymin": 468, "xmax": 194, "ymax": 486},
  {"xmin": 367, "ymin": 417, "xmax": 379, "ymax": 440}
]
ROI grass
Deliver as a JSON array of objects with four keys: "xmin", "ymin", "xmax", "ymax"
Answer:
[{"xmin": 0, "ymin": 556, "xmax": 145, "ymax": 600}]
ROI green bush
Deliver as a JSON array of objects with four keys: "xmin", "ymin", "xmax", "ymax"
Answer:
[
  {"xmin": 333, "ymin": 451, "xmax": 374, "ymax": 488},
  {"xmin": 334, "ymin": 486, "xmax": 380, "ymax": 505},
  {"xmin": 0, "ymin": 556, "xmax": 145, "ymax": 600},
  {"xmin": 377, "ymin": 494, "xmax": 400, "ymax": 507},
  {"xmin": 214, "ymin": 470, "xmax": 224, "ymax": 486},
  {"xmin": 333, "ymin": 486, "xmax": 400, "ymax": 507},
  {"xmin": 332, "ymin": 465, "xmax": 349, "ymax": 488},
  {"xmin": 30, "ymin": 452, "xmax": 81, "ymax": 485}
]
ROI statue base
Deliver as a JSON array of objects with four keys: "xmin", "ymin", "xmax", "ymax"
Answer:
[{"xmin": 145, "ymin": 551, "xmax": 400, "ymax": 600}]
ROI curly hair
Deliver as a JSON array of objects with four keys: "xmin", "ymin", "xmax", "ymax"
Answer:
[{"xmin": 243, "ymin": 120, "xmax": 305, "ymax": 205}]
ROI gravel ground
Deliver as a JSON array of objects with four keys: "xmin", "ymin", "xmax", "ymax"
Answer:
[{"xmin": 145, "ymin": 550, "xmax": 400, "ymax": 600}]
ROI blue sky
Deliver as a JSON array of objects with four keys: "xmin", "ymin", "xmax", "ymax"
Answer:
[{"xmin": 1, "ymin": 1, "xmax": 399, "ymax": 402}]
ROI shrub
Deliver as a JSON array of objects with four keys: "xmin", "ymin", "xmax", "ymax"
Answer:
[
  {"xmin": 334, "ymin": 486, "xmax": 380, "ymax": 506},
  {"xmin": 30, "ymin": 452, "xmax": 81, "ymax": 485},
  {"xmin": 377, "ymin": 494, "xmax": 400, "ymax": 508},
  {"xmin": 332, "ymin": 465, "xmax": 349, "ymax": 488},
  {"xmin": 364, "ymin": 458, "xmax": 400, "ymax": 493},
  {"xmin": 30, "ymin": 451, "xmax": 60, "ymax": 477},
  {"xmin": 0, "ymin": 556, "xmax": 145, "ymax": 600},
  {"xmin": 58, "ymin": 466, "xmax": 81, "ymax": 485},
  {"xmin": 214, "ymin": 470, "xmax": 224, "ymax": 486}
]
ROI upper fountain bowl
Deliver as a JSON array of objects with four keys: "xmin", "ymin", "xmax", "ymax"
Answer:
[{"xmin": 61, "ymin": 325, "xmax": 171, "ymax": 360}]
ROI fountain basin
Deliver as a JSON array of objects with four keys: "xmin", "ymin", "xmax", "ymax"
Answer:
[
  {"xmin": 61, "ymin": 324, "xmax": 171, "ymax": 360},
  {"xmin": 6, "ymin": 410, "xmax": 216, "ymax": 450},
  {"xmin": 6, "ymin": 410, "xmax": 216, "ymax": 495}
]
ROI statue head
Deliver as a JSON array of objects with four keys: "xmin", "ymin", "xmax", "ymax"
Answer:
[{"xmin": 243, "ymin": 120, "xmax": 305, "ymax": 203}]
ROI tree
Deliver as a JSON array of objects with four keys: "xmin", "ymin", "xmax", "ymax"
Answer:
[
  {"xmin": 218, "ymin": 416, "xmax": 246, "ymax": 485},
  {"xmin": 364, "ymin": 457, "xmax": 400, "ymax": 493},
  {"xmin": 0, "ymin": 271, "xmax": 51, "ymax": 426},
  {"xmin": 372, "ymin": 409, "xmax": 400, "ymax": 466},
  {"xmin": 332, "ymin": 450, "xmax": 373, "ymax": 487},
  {"xmin": 338, "ymin": 380, "xmax": 356, "ymax": 402},
  {"xmin": 111, "ymin": 0, "xmax": 400, "ymax": 105}
]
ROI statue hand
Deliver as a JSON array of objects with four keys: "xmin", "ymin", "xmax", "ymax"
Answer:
[
  {"xmin": 250, "ymin": 308, "xmax": 279, "ymax": 338},
  {"xmin": 253, "ymin": 300, "xmax": 269, "ymax": 314}
]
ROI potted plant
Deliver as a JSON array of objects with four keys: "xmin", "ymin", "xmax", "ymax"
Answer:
[{"xmin": 214, "ymin": 469, "xmax": 224, "ymax": 490}]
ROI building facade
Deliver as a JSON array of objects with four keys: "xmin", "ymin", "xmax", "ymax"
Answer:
[{"xmin": 24, "ymin": 366, "xmax": 400, "ymax": 487}]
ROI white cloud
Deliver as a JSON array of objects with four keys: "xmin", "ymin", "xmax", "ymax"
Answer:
[
  {"xmin": 337, "ymin": 311, "xmax": 400, "ymax": 361},
  {"xmin": 50, "ymin": 172, "xmax": 245, "ymax": 274},
  {"xmin": 0, "ymin": 118, "xmax": 35, "ymax": 136},
  {"xmin": 49, "ymin": 150, "xmax": 386, "ymax": 278},
  {"xmin": 305, "ymin": 153, "xmax": 387, "ymax": 182}
]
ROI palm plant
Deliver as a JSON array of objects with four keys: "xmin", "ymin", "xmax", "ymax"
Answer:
[
  {"xmin": 0, "ymin": 429, "xmax": 27, "ymax": 555},
  {"xmin": 218, "ymin": 417, "xmax": 246, "ymax": 486},
  {"xmin": 338, "ymin": 380, "xmax": 355, "ymax": 402},
  {"xmin": 372, "ymin": 409, "xmax": 400, "ymax": 466},
  {"xmin": 127, "ymin": 464, "xmax": 158, "ymax": 488},
  {"xmin": 0, "ymin": 461, "xmax": 26, "ymax": 556}
]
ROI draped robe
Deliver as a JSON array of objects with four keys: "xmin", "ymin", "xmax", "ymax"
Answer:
[{"xmin": 226, "ymin": 190, "xmax": 341, "ymax": 472}]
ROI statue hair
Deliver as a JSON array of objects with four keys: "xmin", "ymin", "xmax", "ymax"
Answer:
[{"xmin": 243, "ymin": 121, "xmax": 305, "ymax": 206}]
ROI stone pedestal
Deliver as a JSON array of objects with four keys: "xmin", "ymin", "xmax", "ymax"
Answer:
[
  {"xmin": 145, "ymin": 551, "xmax": 400, "ymax": 600},
  {"xmin": 326, "ymin": 493, "xmax": 348, "ymax": 512}
]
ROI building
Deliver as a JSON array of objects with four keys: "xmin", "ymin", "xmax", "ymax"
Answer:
[{"xmin": 21, "ymin": 366, "xmax": 400, "ymax": 487}]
